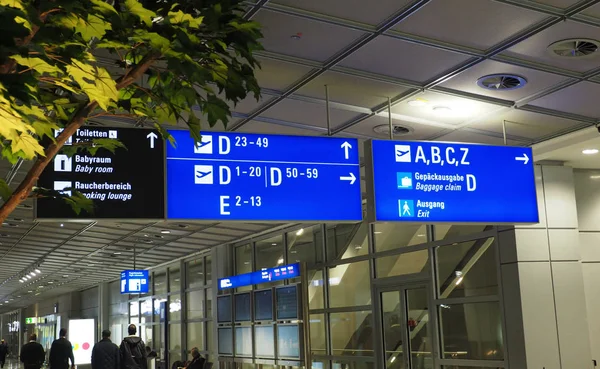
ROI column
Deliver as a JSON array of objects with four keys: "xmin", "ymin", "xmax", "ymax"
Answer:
[
  {"xmin": 98, "ymin": 282, "xmax": 110, "ymax": 338},
  {"xmin": 498, "ymin": 165, "xmax": 592, "ymax": 369}
]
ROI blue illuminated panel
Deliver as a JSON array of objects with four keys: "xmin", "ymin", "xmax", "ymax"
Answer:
[
  {"xmin": 218, "ymin": 263, "xmax": 300, "ymax": 290},
  {"xmin": 120, "ymin": 270, "xmax": 149, "ymax": 294},
  {"xmin": 366, "ymin": 140, "xmax": 539, "ymax": 223},
  {"xmin": 166, "ymin": 130, "xmax": 362, "ymax": 222}
]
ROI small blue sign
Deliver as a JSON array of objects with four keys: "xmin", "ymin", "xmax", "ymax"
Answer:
[
  {"xmin": 218, "ymin": 263, "xmax": 300, "ymax": 290},
  {"xmin": 120, "ymin": 270, "xmax": 149, "ymax": 294},
  {"xmin": 166, "ymin": 130, "xmax": 362, "ymax": 221},
  {"xmin": 367, "ymin": 140, "xmax": 539, "ymax": 223}
]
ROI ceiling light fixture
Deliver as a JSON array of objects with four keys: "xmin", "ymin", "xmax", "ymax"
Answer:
[
  {"xmin": 60, "ymin": 224, "xmax": 64, "ymax": 227},
  {"xmin": 19, "ymin": 280, "xmax": 24, "ymax": 283},
  {"xmin": 296, "ymin": 228, "xmax": 304, "ymax": 236},
  {"xmin": 160, "ymin": 230, "xmax": 171, "ymax": 234},
  {"xmin": 582, "ymin": 149, "xmax": 599, "ymax": 155},
  {"xmin": 35, "ymin": 269, "xmax": 41, "ymax": 274},
  {"xmin": 407, "ymin": 98, "xmax": 428, "ymax": 107},
  {"xmin": 373, "ymin": 124, "xmax": 412, "ymax": 137},
  {"xmin": 26, "ymin": 275, "xmax": 31, "ymax": 280},
  {"xmin": 30, "ymin": 272, "xmax": 36, "ymax": 277}
]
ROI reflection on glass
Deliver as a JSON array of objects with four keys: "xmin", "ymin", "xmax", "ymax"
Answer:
[
  {"xmin": 329, "ymin": 261, "xmax": 371, "ymax": 308},
  {"xmin": 206, "ymin": 320, "xmax": 214, "ymax": 354},
  {"xmin": 434, "ymin": 225, "xmax": 490, "ymax": 241},
  {"xmin": 277, "ymin": 325, "xmax": 301, "ymax": 359},
  {"xmin": 169, "ymin": 266, "xmax": 181, "ymax": 293},
  {"xmin": 186, "ymin": 259, "xmax": 204, "ymax": 289},
  {"xmin": 256, "ymin": 235, "xmax": 284, "ymax": 270},
  {"xmin": 206, "ymin": 288, "xmax": 213, "ymax": 318},
  {"xmin": 129, "ymin": 302, "xmax": 139, "ymax": 321},
  {"xmin": 235, "ymin": 326, "xmax": 252, "ymax": 357},
  {"xmin": 374, "ymin": 224, "xmax": 427, "ymax": 252},
  {"xmin": 235, "ymin": 244, "xmax": 252, "ymax": 292},
  {"xmin": 330, "ymin": 311, "xmax": 373, "ymax": 357},
  {"xmin": 308, "ymin": 270, "xmax": 324, "ymax": 310},
  {"xmin": 310, "ymin": 314, "xmax": 326, "ymax": 355},
  {"xmin": 187, "ymin": 322, "xmax": 204, "ymax": 352},
  {"xmin": 154, "ymin": 271, "xmax": 167, "ymax": 295},
  {"xmin": 406, "ymin": 288, "xmax": 432, "ymax": 369},
  {"xmin": 169, "ymin": 294, "xmax": 182, "ymax": 321},
  {"xmin": 169, "ymin": 323, "xmax": 182, "ymax": 367},
  {"xmin": 254, "ymin": 326, "xmax": 275, "ymax": 358},
  {"xmin": 142, "ymin": 326, "xmax": 153, "ymax": 351},
  {"xmin": 436, "ymin": 237, "xmax": 497, "ymax": 299},
  {"xmin": 332, "ymin": 360, "xmax": 375, "ymax": 369},
  {"xmin": 327, "ymin": 223, "xmax": 369, "ymax": 261},
  {"xmin": 439, "ymin": 302, "xmax": 504, "ymax": 360},
  {"xmin": 218, "ymin": 328, "xmax": 233, "ymax": 355},
  {"xmin": 140, "ymin": 299, "xmax": 152, "ymax": 317},
  {"xmin": 187, "ymin": 290, "xmax": 204, "ymax": 319},
  {"xmin": 205, "ymin": 256, "xmax": 212, "ymax": 284},
  {"xmin": 287, "ymin": 225, "xmax": 323, "ymax": 266},
  {"xmin": 381, "ymin": 291, "xmax": 403, "ymax": 368},
  {"xmin": 376, "ymin": 250, "xmax": 430, "ymax": 279}
]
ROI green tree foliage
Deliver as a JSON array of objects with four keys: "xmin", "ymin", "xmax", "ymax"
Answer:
[{"xmin": 0, "ymin": 0, "xmax": 262, "ymax": 220}]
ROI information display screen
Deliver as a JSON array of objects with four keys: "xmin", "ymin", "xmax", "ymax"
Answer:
[
  {"xmin": 254, "ymin": 325, "xmax": 275, "ymax": 358},
  {"xmin": 219, "ymin": 263, "xmax": 300, "ymax": 290},
  {"xmin": 277, "ymin": 325, "xmax": 301, "ymax": 359},
  {"xmin": 217, "ymin": 327, "xmax": 233, "ymax": 356},
  {"xmin": 234, "ymin": 326, "xmax": 252, "ymax": 357},
  {"xmin": 120, "ymin": 270, "xmax": 149, "ymax": 294},
  {"xmin": 68, "ymin": 319, "xmax": 95, "ymax": 365},
  {"xmin": 234, "ymin": 292, "xmax": 251, "ymax": 322},
  {"xmin": 37, "ymin": 127, "xmax": 164, "ymax": 220},
  {"xmin": 254, "ymin": 289, "xmax": 273, "ymax": 321},
  {"xmin": 276, "ymin": 285, "xmax": 299, "ymax": 320},
  {"xmin": 166, "ymin": 130, "xmax": 362, "ymax": 222},
  {"xmin": 366, "ymin": 140, "xmax": 538, "ymax": 223},
  {"xmin": 217, "ymin": 295, "xmax": 232, "ymax": 323}
]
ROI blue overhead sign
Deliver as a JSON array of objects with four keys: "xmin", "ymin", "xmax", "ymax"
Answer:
[
  {"xmin": 218, "ymin": 263, "xmax": 300, "ymax": 290},
  {"xmin": 166, "ymin": 130, "xmax": 362, "ymax": 221},
  {"xmin": 366, "ymin": 140, "xmax": 539, "ymax": 223},
  {"xmin": 120, "ymin": 270, "xmax": 149, "ymax": 294}
]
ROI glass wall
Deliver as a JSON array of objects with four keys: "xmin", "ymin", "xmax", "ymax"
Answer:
[{"xmin": 108, "ymin": 253, "xmax": 213, "ymax": 368}]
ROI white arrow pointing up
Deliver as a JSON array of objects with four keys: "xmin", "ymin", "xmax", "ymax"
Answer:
[
  {"xmin": 341, "ymin": 141, "xmax": 352, "ymax": 160},
  {"xmin": 515, "ymin": 153, "xmax": 529, "ymax": 165},
  {"xmin": 147, "ymin": 132, "xmax": 158, "ymax": 149},
  {"xmin": 340, "ymin": 172, "xmax": 356, "ymax": 185}
]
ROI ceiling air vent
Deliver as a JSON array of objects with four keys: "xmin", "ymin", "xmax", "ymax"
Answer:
[
  {"xmin": 373, "ymin": 124, "xmax": 412, "ymax": 136},
  {"xmin": 548, "ymin": 38, "xmax": 600, "ymax": 58},
  {"xmin": 477, "ymin": 74, "xmax": 527, "ymax": 91}
]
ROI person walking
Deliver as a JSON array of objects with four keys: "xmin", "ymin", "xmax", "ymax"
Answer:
[
  {"xmin": 20, "ymin": 334, "xmax": 45, "ymax": 369},
  {"xmin": 49, "ymin": 328, "xmax": 75, "ymax": 369},
  {"xmin": 92, "ymin": 330, "xmax": 120, "ymax": 369},
  {"xmin": 119, "ymin": 324, "xmax": 147, "ymax": 369},
  {"xmin": 0, "ymin": 339, "xmax": 8, "ymax": 369}
]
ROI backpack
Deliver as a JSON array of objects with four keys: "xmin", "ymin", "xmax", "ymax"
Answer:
[{"xmin": 126, "ymin": 340, "xmax": 145, "ymax": 368}]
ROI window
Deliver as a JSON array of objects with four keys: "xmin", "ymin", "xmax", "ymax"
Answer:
[
  {"xmin": 328, "ymin": 261, "xmax": 371, "ymax": 308},
  {"xmin": 187, "ymin": 259, "xmax": 205, "ymax": 289},
  {"xmin": 154, "ymin": 271, "xmax": 167, "ymax": 295},
  {"xmin": 187, "ymin": 322, "xmax": 204, "ymax": 352},
  {"xmin": 205, "ymin": 256, "xmax": 212, "ymax": 284},
  {"xmin": 235, "ymin": 244, "xmax": 252, "ymax": 291},
  {"xmin": 310, "ymin": 314, "xmax": 326, "ymax": 355},
  {"xmin": 169, "ymin": 294, "xmax": 182, "ymax": 321},
  {"xmin": 169, "ymin": 266, "xmax": 181, "ymax": 293},
  {"xmin": 169, "ymin": 323, "xmax": 182, "ymax": 367},
  {"xmin": 287, "ymin": 225, "xmax": 323, "ymax": 266},
  {"xmin": 434, "ymin": 225, "xmax": 489, "ymax": 241},
  {"xmin": 187, "ymin": 290, "xmax": 204, "ymax": 319},
  {"xmin": 375, "ymin": 249, "xmax": 430, "ymax": 278},
  {"xmin": 327, "ymin": 223, "xmax": 369, "ymax": 261},
  {"xmin": 436, "ymin": 237, "xmax": 498, "ymax": 299},
  {"xmin": 373, "ymin": 223, "xmax": 427, "ymax": 252},
  {"xmin": 330, "ymin": 311, "xmax": 373, "ymax": 357},
  {"xmin": 255, "ymin": 235, "xmax": 284, "ymax": 271},
  {"xmin": 439, "ymin": 302, "xmax": 504, "ymax": 361},
  {"xmin": 308, "ymin": 270, "xmax": 324, "ymax": 310}
]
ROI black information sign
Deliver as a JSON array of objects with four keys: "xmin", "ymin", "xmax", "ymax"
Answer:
[{"xmin": 36, "ymin": 127, "xmax": 164, "ymax": 220}]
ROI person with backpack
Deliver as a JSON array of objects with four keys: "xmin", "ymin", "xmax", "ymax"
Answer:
[{"xmin": 119, "ymin": 325, "xmax": 147, "ymax": 369}]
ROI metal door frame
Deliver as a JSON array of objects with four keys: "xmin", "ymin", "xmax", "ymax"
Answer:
[{"xmin": 373, "ymin": 277, "xmax": 436, "ymax": 369}]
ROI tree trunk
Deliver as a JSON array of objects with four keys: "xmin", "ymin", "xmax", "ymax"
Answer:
[{"xmin": 0, "ymin": 54, "xmax": 159, "ymax": 224}]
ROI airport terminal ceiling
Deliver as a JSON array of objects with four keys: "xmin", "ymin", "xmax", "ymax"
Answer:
[{"xmin": 2, "ymin": 0, "xmax": 600, "ymax": 310}]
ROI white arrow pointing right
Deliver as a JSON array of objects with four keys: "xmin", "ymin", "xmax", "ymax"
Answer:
[
  {"xmin": 340, "ymin": 172, "xmax": 356, "ymax": 185},
  {"xmin": 515, "ymin": 153, "xmax": 529, "ymax": 165}
]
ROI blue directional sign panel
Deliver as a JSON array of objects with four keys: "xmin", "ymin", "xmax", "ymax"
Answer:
[
  {"xmin": 218, "ymin": 263, "xmax": 300, "ymax": 290},
  {"xmin": 120, "ymin": 270, "xmax": 149, "ymax": 294},
  {"xmin": 366, "ymin": 140, "xmax": 539, "ymax": 223},
  {"xmin": 166, "ymin": 130, "xmax": 362, "ymax": 221}
]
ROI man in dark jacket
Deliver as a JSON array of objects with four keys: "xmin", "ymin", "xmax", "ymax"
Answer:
[
  {"xmin": 119, "ymin": 324, "xmax": 147, "ymax": 369},
  {"xmin": 49, "ymin": 328, "xmax": 75, "ymax": 369},
  {"xmin": 20, "ymin": 334, "xmax": 45, "ymax": 369},
  {"xmin": 92, "ymin": 330, "xmax": 120, "ymax": 369},
  {"xmin": 184, "ymin": 348, "xmax": 205, "ymax": 369},
  {"xmin": 0, "ymin": 339, "xmax": 8, "ymax": 368}
]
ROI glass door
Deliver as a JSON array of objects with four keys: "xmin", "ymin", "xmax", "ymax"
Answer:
[{"xmin": 379, "ymin": 284, "xmax": 433, "ymax": 369}]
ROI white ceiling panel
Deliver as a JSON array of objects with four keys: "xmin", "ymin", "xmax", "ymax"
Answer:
[
  {"xmin": 343, "ymin": 115, "xmax": 448, "ymax": 141},
  {"xmin": 340, "ymin": 35, "xmax": 472, "ymax": 82},
  {"xmin": 261, "ymin": 98, "xmax": 362, "ymax": 129},
  {"xmin": 532, "ymin": 0, "xmax": 582, "ymax": 8},
  {"xmin": 528, "ymin": 81, "xmax": 600, "ymax": 117},
  {"xmin": 435, "ymin": 130, "xmax": 524, "ymax": 146},
  {"xmin": 254, "ymin": 57, "xmax": 315, "ymax": 91},
  {"xmin": 503, "ymin": 20, "xmax": 600, "ymax": 73},
  {"xmin": 393, "ymin": 0, "xmax": 546, "ymax": 50},
  {"xmin": 271, "ymin": 0, "xmax": 412, "ymax": 25},
  {"xmin": 439, "ymin": 60, "xmax": 570, "ymax": 100},
  {"xmin": 237, "ymin": 121, "xmax": 322, "ymax": 136},
  {"xmin": 254, "ymin": 9, "xmax": 366, "ymax": 62}
]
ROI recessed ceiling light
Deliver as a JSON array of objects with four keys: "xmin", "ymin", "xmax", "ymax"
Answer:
[
  {"xmin": 433, "ymin": 106, "xmax": 453, "ymax": 115},
  {"xmin": 296, "ymin": 228, "xmax": 304, "ymax": 236},
  {"xmin": 408, "ymin": 98, "xmax": 428, "ymax": 107},
  {"xmin": 113, "ymin": 252, "xmax": 122, "ymax": 255},
  {"xmin": 160, "ymin": 230, "xmax": 171, "ymax": 234},
  {"xmin": 35, "ymin": 269, "xmax": 41, "ymax": 274},
  {"xmin": 60, "ymin": 224, "xmax": 64, "ymax": 227},
  {"xmin": 272, "ymin": 243, "xmax": 277, "ymax": 246},
  {"xmin": 582, "ymin": 149, "xmax": 599, "ymax": 155},
  {"xmin": 373, "ymin": 124, "xmax": 412, "ymax": 136},
  {"xmin": 590, "ymin": 175, "xmax": 600, "ymax": 179}
]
